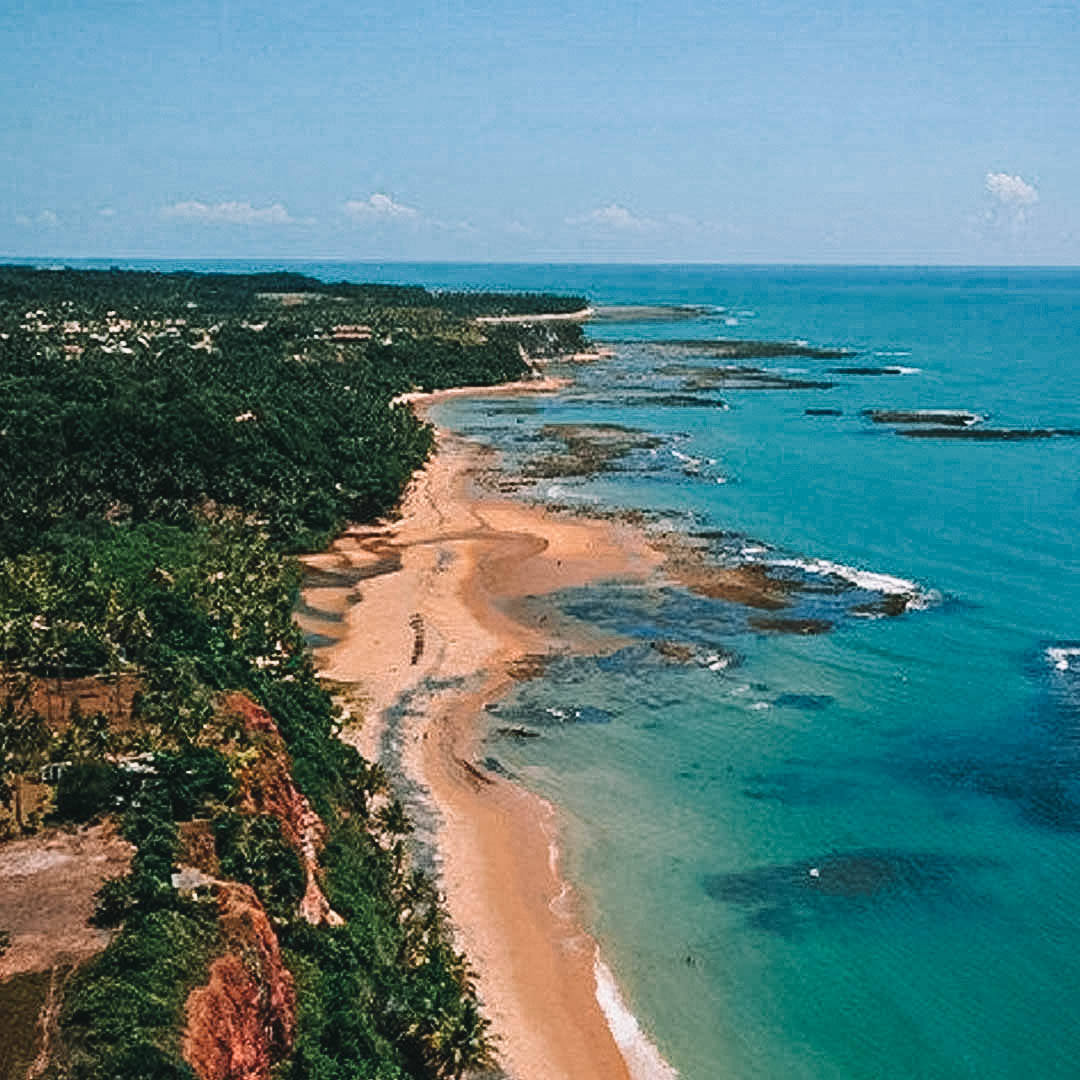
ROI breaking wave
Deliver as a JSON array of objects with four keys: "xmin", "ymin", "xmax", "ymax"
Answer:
[{"xmin": 594, "ymin": 952, "xmax": 680, "ymax": 1080}]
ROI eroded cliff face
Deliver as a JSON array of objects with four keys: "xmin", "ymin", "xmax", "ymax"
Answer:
[
  {"xmin": 218, "ymin": 692, "xmax": 342, "ymax": 927},
  {"xmin": 182, "ymin": 882, "xmax": 295, "ymax": 1080},
  {"xmin": 181, "ymin": 695, "xmax": 345, "ymax": 1080}
]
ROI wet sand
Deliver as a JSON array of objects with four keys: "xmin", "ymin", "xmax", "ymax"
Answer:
[{"xmin": 298, "ymin": 390, "xmax": 662, "ymax": 1080}]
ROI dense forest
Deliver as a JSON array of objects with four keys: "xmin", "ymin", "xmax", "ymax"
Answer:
[{"xmin": 0, "ymin": 267, "xmax": 588, "ymax": 1079}]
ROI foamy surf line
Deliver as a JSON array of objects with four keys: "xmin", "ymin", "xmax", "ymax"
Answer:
[
  {"xmin": 767, "ymin": 556, "xmax": 939, "ymax": 610},
  {"xmin": 1047, "ymin": 646, "xmax": 1080, "ymax": 672},
  {"xmin": 594, "ymin": 951, "xmax": 680, "ymax": 1080}
]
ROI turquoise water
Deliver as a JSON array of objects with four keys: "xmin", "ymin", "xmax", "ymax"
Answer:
[
  {"xmin": 52, "ymin": 261, "xmax": 1080, "ymax": 1077},
  {"xmin": 429, "ymin": 267, "xmax": 1080, "ymax": 1079}
]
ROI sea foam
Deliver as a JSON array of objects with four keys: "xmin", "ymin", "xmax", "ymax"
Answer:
[
  {"xmin": 594, "ymin": 952, "xmax": 680, "ymax": 1080},
  {"xmin": 769, "ymin": 557, "xmax": 938, "ymax": 611},
  {"xmin": 1047, "ymin": 646, "xmax": 1080, "ymax": 672}
]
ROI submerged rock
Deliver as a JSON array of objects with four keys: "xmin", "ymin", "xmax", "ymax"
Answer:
[
  {"xmin": 827, "ymin": 366, "xmax": 905, "ymax": 376},
  {"xmin": 677, "ymin": 366, "xmax": 837, "ymax": 391},
  {"xmin": 492, "ymin": 726, "xmax": 542, "ymax": 740},
  {"xmin": 588, "ymin": 304, "xmax": 711, "ymax": 321},
  {"xmin": 703, "ymin": 848, "xmax": 994, "ymax": 937},
  {"xmin": 481, "ymin": 756, "xmax": 515, "ymax": 778},
  {"xmin": 651, "ymin": 640, "xmax": 696, "ymax": 663},
  {"xmin": 654, "ymin": 338, "xmax": 853, "ymax": 360},
  {"xmin": 526, "ymin": 422, "xmax": 663, "ymax": 478},
  {"xmin": 624, "ymin": 393, "xmax": 730, "ymax": 408},
  {"xmin": 506, "ymin": 653, "xmax": 553, "ymax": 680},
  {"xmin": 851, "ymin": 593, "xmax": 911, "ymax": 617},
  {"xmin": 748, "ymin": 615, "xmax": 833, "ymax": 635},
  {"xmin": 900, "ymin": 427, "xmax": 1080, "ymax": 440},
  {"xmin": 773, "ymin": 693, "xmax": 834, "ymax": 711}
]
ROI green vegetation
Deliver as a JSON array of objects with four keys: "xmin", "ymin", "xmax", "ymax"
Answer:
[
  {"xmin": 0, "ymin": 266, "xmax": 585, "ymax": 553},
  {"xmin": 0, "ymin": 267, "xmax": 585, "ymax": 1078}
]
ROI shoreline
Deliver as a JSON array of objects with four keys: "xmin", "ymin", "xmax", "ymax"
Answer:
[{"xmin": 298, "ymin": 382, "xmax": 676, "ymax": 1079}]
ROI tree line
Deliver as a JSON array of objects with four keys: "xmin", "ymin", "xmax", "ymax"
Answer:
[{"xmin": 0, "ymin": 267, "xmax": 589, "ymax": 1079}]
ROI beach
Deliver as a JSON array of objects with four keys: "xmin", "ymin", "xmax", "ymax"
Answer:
[{"xmin": 298, "ymin": 382, "xmax": 663, "ymax": 1080}]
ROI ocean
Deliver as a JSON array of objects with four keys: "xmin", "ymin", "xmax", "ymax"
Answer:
[{"xmin": 48, "ymin": 261, "xmax": 1080, "ymax": 1078}]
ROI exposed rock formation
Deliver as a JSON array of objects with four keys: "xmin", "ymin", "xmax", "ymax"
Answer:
[
  {"xmin": 182, "ymin": 883, "xmax": 295, "ymax": 1080},
  {"xmin": 219, "ymin": 693, "xmax": 342, "ymax": 927}
]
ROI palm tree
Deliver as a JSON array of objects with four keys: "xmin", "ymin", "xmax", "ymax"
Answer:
[{"xmin": 425, "ymin": 997, "xmax": 495, "ymax": 1079}]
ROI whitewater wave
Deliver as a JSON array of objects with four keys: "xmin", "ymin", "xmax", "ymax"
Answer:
[
  {"xmin": 594, "ymin": 952, "xmax": 680, "ymax": 1080},
  {"xmin": 545, "ymin": 484, "xmax": 602, "ymax": 503},
  {"xmin": 768, "ymin": 557, "xmax": 939, "ymax": 611},
  {"xmin": 670, "ymin": 447, "xmax": 726, "ymax": 483},
  {"xmin": 1047, "ymin": 646, "xmax": 1080, "ymax": 672},
  {"xmin": 671, "ymin": 448, "xmax": 702, "ymax": 468}
]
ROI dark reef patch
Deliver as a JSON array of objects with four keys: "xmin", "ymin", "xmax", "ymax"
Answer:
[
  {"xmin": 741, "ymin": 768, "xmax": 854, "ymax": 807},
  {"xmin": 773, "ymin": 693, "xmax": 835, "ymax": 711},
  {"xmin": 625, "ymin": 393, "xmax": 730, "ymax": 409},
  {"xmin": 851, "ymin": 594, "xmax": 911, "ymax": 617},
  {"xmin": 492, "ymin": 726, "xmax": 542, "ymax": 740},
  {"xmin": 865, "ymin": 409, "xmax": 980, "ymax": 427},
  {"xmin": 827, "ymin": 366, "xmax": 906, "ymax": 376},
  {"xmin": 652, "ymin": 339, "xmax": 853, "ymax": 360},
  {"xmin": 589, "ymin": 304, "xmax": 710, "ymax": 321},
  {"xmin": 484, "ymin": 700, "xmax": 616, "ymax": 727},
  {"xmin": 883, "ymin": 644, "xmax": 1080, "ymax": 833},
  {"xmin": 651, "ymin": 640, "xmax": 696, "ymax": 663},
  {"xmin": 703, "ymin": 849, "xmax": 993, "ymax": 937},
  {"xmin": 805, "ymin": 407, "xmax": 843, "ymax": 416},
  {"xmin": 864, "ymin": 408, "xmax": 984, "ymax": 425},
  {"xmin": 480, "ymin": 756, "xmax": 515, "ymax": 778},
  {"xmin": 505, "ymin": 653, "xmax": 555, "ymax": 680},
  {"xmin": 525, "ymin": 422, "xmax": 664, "ymax": 478},
  {"xmin": 899, "ymin": 427, "xmax": 1080, "ymax": 441},
  {"xmin": 748, "ymin": 615, "xmax": 834, "ymax": 635},
  {"xmin": 584, "ymin": 392, "xmax": 729, "ymax": 410},
  {"xmin": 669, "ymin": 365, "xmax": 837, "ymax": 392}
]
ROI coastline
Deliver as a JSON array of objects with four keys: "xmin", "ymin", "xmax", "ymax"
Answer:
[{"xmin": 298, "ymin": 382, "xmax": 675, "ymax": 1079}]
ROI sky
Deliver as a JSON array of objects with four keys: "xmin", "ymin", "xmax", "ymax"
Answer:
[{"xmin": 2, "ymin": 0, "xmax": 1078, "ymax": 263}]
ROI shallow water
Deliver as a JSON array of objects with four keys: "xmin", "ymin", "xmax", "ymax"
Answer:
[
  {"xmin": 76, "ymin": 260, "xmax": 1080, "ymax": 1078},
  {"xmin": 429, "ymin": 266, "xmax": 1080, "ymax": 1079}
]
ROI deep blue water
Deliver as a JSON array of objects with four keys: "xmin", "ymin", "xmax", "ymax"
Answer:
[{"xmin": 39, "ymin": 261, "xmax": 1080, "ymax": 1078}]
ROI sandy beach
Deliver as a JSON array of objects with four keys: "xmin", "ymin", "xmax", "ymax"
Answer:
[{"xmin": 298, "ymin": 385, "xmax": 664, "ymax": 1080}]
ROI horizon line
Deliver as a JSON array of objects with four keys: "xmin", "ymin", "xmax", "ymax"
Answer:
[{"xmin": 4, "ymin": 255, "xmax": 1080, "ymax": 271}]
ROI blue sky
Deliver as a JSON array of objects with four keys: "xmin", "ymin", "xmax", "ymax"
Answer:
[{"xmin": 3, "ymin": 0, "xmax": 1077, "ymax": 263}]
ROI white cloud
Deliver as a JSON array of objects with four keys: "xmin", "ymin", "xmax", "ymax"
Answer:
[
  {"xmin": 567, "ymin": 203, "xmax": 656, "ymax": 230},
  {"xmin": 986, "ymin": 172, "xmax": 1038, "ymax": 207},
  {"xmin": 343, "ymin": 193, "xmax": 418, "ymax": 221},
  {"xmin": 162, "ymin": 200, "xmax": 297, "ymax": 225},
  {"xmin": 99, "ymin": 207, "xmax": 117, "ymax": 219},
  {"xmin": 15, "ymin": 209, "xmax": 60, "ymax": 227}
]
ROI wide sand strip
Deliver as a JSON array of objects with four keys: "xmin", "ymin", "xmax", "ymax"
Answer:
[{"xmin": 299, "ymin": 394, "xmax": 662, "ymax": 1080}]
